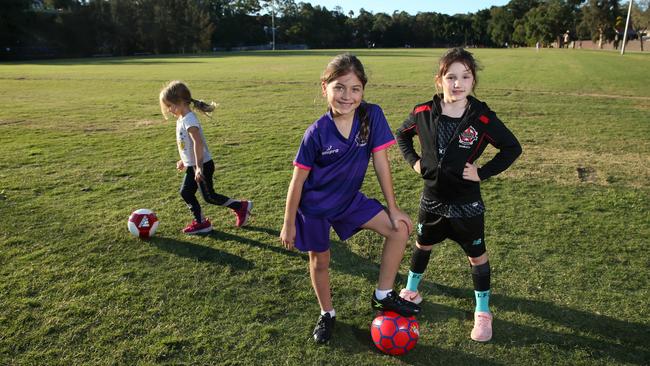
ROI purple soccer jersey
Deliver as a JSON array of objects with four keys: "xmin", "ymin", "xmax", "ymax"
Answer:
[{"xmin": 293, "ymin": 103, "xmax": 396, "ymax": 218}]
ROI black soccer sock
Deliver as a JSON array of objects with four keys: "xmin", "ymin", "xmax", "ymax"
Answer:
[
  {"xmin": 410, "ymin": 246, "xmax": 432, "ymax": 274},
  {"xmin": 471, "ymin": 261, "xmax": 491, "ymax": 292}
]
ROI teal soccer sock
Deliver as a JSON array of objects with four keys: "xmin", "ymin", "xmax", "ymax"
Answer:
[
  {"xmin": 474, "ymin": 290, "xmax": 491, "ymax": 313},
  {"xmin": 406, "ymin": 271, "xmax": 423, "ymax": 292}
]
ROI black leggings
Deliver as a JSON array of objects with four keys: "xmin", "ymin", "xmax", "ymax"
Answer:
[{"xmin": 180, "ymin": 160, "xmax": 239, "ymax": 222}]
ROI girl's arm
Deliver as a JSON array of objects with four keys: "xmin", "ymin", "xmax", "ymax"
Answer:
[
  {"xmin": 476, "ymin": 115, "xmax": 522, "ymax": 181},
  {"xmin": 187, "ymin": 126, "xmax": 204, "ymax": 182},
  {"xmin": 280, "ymin": 166, "xmax": 310, "ymax": 249},
  {"xmin": 372, "ymin": 149, "xmax": 413, "ymax": 234},
  {"xmin": 395, "ymin": 113, "xmax": 421, "ymax": 171}
]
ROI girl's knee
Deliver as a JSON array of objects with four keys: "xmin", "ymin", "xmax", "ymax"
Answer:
[
  {"xmin": 310, "ymin": 252, "xmax": 330, "ymax": 271},
  {"xmin": 386, "ymin": 222, "xmax": 409, "ymax": 243},
  {"xmin": 468, "ymin": 252, "xmax": 488, "ymax": 266},
  {"xmin": 415, "ymin": 242, "xmax": 434, "ymax": 251}
]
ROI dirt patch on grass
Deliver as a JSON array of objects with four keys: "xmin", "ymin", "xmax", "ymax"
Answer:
[
  {"xmin": 500, "ymin": 145, "xmax": 650, "ymax": 188},
  {"xmin": 134, "ymin": 119, "xmax": 165, "ymax": 127},
  {"xmin": 0, "ymin": 119, "xmax": 27, "ymax": 126}
]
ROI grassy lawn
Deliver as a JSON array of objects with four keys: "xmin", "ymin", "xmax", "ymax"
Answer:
[{"xmin": 1, "ymin": 48, "xmax": 648, "ymax": 365}]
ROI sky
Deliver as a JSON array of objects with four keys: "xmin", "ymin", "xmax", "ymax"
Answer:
[{"xmin": 302, "ymin": 1, "xmax": 511, "ymax": 16}]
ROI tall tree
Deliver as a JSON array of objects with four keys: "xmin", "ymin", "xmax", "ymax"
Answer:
[
  {"xmin": 0, "ymin": 0, "xmax": 33, "ymax": 55},
  {"xmin": 522, "ymin": 0, "xmax": 574, "ymax": 46},
  {"xmin": 488, "ymin": 6, "xmax": 514, "ymax": 46},
  {"xmin": 580, "ymin": 0, "xmax": 620, "ymax": 48}
]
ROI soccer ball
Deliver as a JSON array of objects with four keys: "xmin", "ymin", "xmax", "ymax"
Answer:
[
  {"xmin": 128, "ymin": 209, "xmax": 159, "ymax": 239},
  {"xmin": 370, "ymin": 311, "xmax": 419, "ymax": 356}
]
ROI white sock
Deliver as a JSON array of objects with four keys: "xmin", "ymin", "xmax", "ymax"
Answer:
[
  {"xmin": 320, "ymin": 309, "xmax": 336, "ymax": 318},
  {"xmin": 375, "ymin": 288, "xmax": 392, "ymax": 300}
]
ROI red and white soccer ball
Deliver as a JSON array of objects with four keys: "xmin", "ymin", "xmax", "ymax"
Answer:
[
  {"xmin": 128, "ymin": 209, "xmax": 159, "ymax": 240},
  {"xmin": 371, "ymin": 311, "xmax": 419, "ymax": 356}
]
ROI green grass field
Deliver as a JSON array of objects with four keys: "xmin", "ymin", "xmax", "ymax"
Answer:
[{"xmin": 1, "ymin": 48, "xmax": 649, "ymax": 365}]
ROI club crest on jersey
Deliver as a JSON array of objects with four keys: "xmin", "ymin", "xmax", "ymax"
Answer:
[
  {"xmin": 458, "ymin": 126, "xmax": 478, "ymax": 146},
  {"xmin": 354, "ymin": 132, "xmax": 368, "ymax": 147}
]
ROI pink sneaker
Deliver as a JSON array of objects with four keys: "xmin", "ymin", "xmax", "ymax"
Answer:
[
  {"xmin": 399, "ymin": 288, "xmax": 423, "ymax": 304},
  {"xmin": 182, "ymin": 219, "xmax": 213, "ymax": 234},
  {"xmin": 233, "ymin": 201, "xmax": 253, "ymax": 227},
  {"xmin": 471, "ymin": 311, "xmax": 493, "ymax": 342}
]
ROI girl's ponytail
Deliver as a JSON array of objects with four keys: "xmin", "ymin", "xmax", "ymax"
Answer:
[
  {"xmin": 159, "ymin": 80, "xmax": 217, "ymax": 118},
  {"xmin": 190, "ymin": 98, "xmax": 217, "ymax": 116}
]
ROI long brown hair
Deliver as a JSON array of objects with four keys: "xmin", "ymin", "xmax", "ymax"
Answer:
[
  {"xmin": 159, "ymin": 80, "xmax": 216, "ymax": 119},
  {"xmin": 321, "ymin": 53, "xmax": 370, "ymax": 143}
]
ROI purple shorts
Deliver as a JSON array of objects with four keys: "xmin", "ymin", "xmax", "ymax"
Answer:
[{"xmin": 295, "ymin": 192, "xmax": 384, "ymax": 253}]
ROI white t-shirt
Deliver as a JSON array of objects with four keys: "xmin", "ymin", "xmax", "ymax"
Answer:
[{"xmin": 176, "ymin": 112, "xmax": 212, "ymax": 167}]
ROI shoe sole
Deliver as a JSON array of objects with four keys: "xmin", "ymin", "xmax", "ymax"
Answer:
[
  {"xmin": 183, "ymin": 225, "xmax": 213, "ymax": 234},
  {"xmin": 371, "ymin": 300, "xmax": 420, "ymax": 317},
  {"xmin": 471, "ymin": 335, "xmax": 492, "ymax": 342}
]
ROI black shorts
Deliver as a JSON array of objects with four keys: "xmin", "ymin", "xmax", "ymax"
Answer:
[{"xmin": 416, "ymin": 209, "xmax": 486, "ymax": 258}]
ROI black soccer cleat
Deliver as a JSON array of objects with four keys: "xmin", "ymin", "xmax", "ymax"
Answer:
[
  {"xmin": 371, "ymin": 290, "xmax": 421, "ymax": 317},
  {"xmin": 313, "ymin": 313, "xmax": 335, "ymax": 344}
]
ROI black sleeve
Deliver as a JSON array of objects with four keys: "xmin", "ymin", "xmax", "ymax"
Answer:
[
  {"xmin": 477, "ymin": 112, "xmax": 522, "ymax": 181},
  {"xmin": 395, "ymin": 112, "xmax": 420, "ymax": 167}
]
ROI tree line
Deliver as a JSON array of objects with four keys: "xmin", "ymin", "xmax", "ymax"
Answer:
[{"xmin": 1, "ymin": 0, "xmax": 648, "ymax": 59}]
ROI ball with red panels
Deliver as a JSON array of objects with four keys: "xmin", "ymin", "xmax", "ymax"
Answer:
[
  {"xmin": 128, "ymin": 209, "xmax": 159, "ymax": 239},
  {"xmin": 370, "ymin": 310, "xmax": 419, "ymax": 356}
]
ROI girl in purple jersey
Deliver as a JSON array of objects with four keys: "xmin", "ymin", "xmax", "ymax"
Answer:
[{"xmin": 280, "ymin": 54, "xmax": 420, "ymax": 344}]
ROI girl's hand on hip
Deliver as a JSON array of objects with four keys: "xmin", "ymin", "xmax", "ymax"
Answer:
[
  {"xmin": 388, "ymin": 208, "xmax": 413, "ymax": 235},
  {"xmin": 463, "ymin": 162, "xmax": 481, "ymax": 182},
  {"xmin": 176, "ymin": 160, "xmax": 185, "ymax": 171},
  {"xmin": 280, "ymin": 223, "xmax": 296, "ymax": 250}
]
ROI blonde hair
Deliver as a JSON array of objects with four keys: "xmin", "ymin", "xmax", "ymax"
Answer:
[{"xmin": 159, "ymin": 80, "xmax": 217, "ymax": 119}]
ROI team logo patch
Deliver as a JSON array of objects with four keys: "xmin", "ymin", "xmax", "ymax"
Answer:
[
  {"xmin": 354, "ymin": 132, "xmax": 368, "ymax": 147},
  {"xmin": 458, "ymin": 126, "xmax": 478, "ymax": 146}
]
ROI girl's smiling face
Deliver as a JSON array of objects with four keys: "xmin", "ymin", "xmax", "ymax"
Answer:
[{"xmin": 322, "ymin": 71, "xmax": 364, "ymax": 119}]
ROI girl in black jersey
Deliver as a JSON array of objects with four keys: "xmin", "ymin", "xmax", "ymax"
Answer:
[{"xmin": 395, "ymin": 48, "xmax": 522, "ymax": 342}]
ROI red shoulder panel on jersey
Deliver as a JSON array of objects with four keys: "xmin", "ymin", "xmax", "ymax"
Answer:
[
  {"xmin": 413, "ymin": 105, "xmax": 432, "ymax": 114},
  {"xmin": 479, "ymin": 115, "xmax": 489, "ymax": 124}
]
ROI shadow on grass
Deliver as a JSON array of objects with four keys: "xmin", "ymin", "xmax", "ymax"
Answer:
[
  {"xmin": 206, "ymin": 226, "xmax": 304, "ymax": 258},
  {"xmin": 289, "ymin": 232, "xmax": 649, "ymax": 364},
  {"xmin": 150, "ymin": 236, "xmax": 253, "ymax": 271},
  {"xmin": 426, "ymin": 282, "xmax": 650, "ymax": 365}
]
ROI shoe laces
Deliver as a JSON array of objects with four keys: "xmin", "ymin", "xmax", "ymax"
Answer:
[
  {"xmin": 316, "ymin": 314, "xmax": 331, "ymax": 328},
  {"xmin": 475, "ymin": 313, "xmax": 491, "ymax": 326}
]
